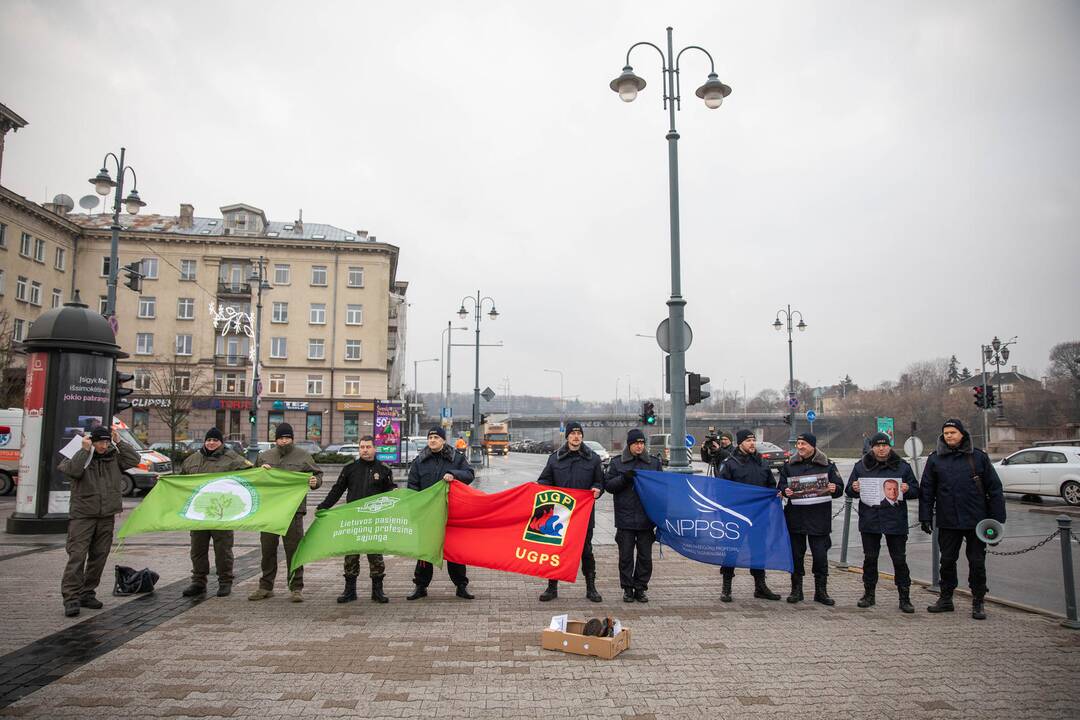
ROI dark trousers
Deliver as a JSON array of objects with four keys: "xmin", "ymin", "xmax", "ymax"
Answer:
[
  {"xmin": 344, "ymin": 554, "xmax": 386, "ymax": 579},
  {"xmin": 790, "ymin": 533, "xmax": 831, "ymax": 578},
  {"xmin": 861, "ymin": 532, "xmax": 910, "ymax": 588},
  {"xmin": 259, "ymin": 514, "xmax": 305, "ymax": 591},
  {"xmin": 938, "ymin": 527, "xmax": 988, "ymax": 597},
  {"xmin": 190, "ymin": 529, "xmax": 235, "ymax": 586},
  {"xmin": 721, "ymin": 567, "xmax": 766, "ymax": 580},
  {"xmin": 580, "ymin": 514, "xmax": 596, "ymax": 578},
  {"xmin": 61, "ymin": 516, "xmax": 115, "ymax": 602},
  {"xmin": 413, "ymin": 560, "xmax": 468, "ymax": 588},
  {"xmin": 615, "ymin": 528, "xmax": 654, "ymax": 591}
]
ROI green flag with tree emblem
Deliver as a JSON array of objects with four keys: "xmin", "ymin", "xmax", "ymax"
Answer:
[
  {"xmin": 290, "ymin": 483, "xmax": 449, "ymax": 571},
  {"xmin": 117, "ymin": 467, "xmax": 311, "ymax": 538}
]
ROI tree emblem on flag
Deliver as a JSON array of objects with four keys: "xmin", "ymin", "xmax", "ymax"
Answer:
[
  {"xmin": 523, "ymin": 490, "xmax": 576, "ymax": 546},
  {"xmin": 181, "ymin": 476, "xmax": 258, "ymax": 522}
]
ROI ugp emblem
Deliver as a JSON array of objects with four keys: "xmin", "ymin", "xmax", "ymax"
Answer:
[{"xmin": 523, "ymin": 489, "xmax": 576, "ymax": 546}]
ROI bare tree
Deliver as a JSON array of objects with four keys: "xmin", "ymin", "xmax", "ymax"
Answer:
[{"xmin": 146, "ymin": 355, "xmax": 211, "ymax": 453}]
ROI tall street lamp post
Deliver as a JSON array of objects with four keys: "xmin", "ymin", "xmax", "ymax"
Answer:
[
  {"xmin": 88, "ymin": 148, "xmax": 147, "ymax": 325},
  {"xmin": 544, "ymin": 368, "xmax": 564, "ymax": 426},
  {"xmin": 412, "ymin": 358, "xmax": 438, "ymax": 436},
  {"xmin": 984, "ymin": 335, "xmax": 1018, "ymax": 420},
  {"xmin": 773, "ymin": 304, "xmax": 807, "ymax": 450},
  {"xmin": 611, "ymin": 27, "xmax": 730, "ymax": 471},
  {"xmin": 246, "ymin": 257, "xmax": 271, "ymax": 462},
  {"xmin": 458, "ymin": 291, "xmax": 499, "ymax": 467},
  {"xmin": 440, "ymin": 323, "xmax": 468, "ymax": 430}
]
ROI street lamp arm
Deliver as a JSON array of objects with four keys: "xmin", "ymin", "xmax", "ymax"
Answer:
[
  {"xmin": 624, "ymin": 41, "xmax": 666, "ymax": 72},
  {"xmin": 122, "ymin": 165, "xmax": 139, "ymax": 190},
  {"xmin": 675, "ymin": 46, "xmax": 717, "ymax": 75},
  {"xmin": 102, "ymin": 152, "xmax": 121, "ymax": 172}
]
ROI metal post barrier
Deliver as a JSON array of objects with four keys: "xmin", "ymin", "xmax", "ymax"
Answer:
[
  {"xmin": 930, "ymin": 523, "xmax": 940, "ymax": 592},
  {"xmin": 837, "ymin": 497, "xmax": 853, "ymax": 569},
  {"xmin": 1058, "ymin": 515, "xmax": 1080, "ymax": 630}
]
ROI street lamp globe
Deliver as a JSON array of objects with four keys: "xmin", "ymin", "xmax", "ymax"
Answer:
[
  {"xmin": 773, "ymin": 318, "xmax": 783, "ymax": 331},
  {"xmin": 797, "ymin": 319, "xmax": 807, "ymax": 332},
  {"xmin": 123, "ymin": 189, "xmax": 146, "ymax": 214},
  {"xmin": 457, "ymin": 305, "xmax": 468, "ymax": 319},
  {"xmin": 89, "ymin": 167, "xmax": 115, "ymax": 196},
  {"xmin": 992, "ymin": 336, "xmax": 1002, "ymax": 353},
  {"xmin": 1001, "ymin": 347, "xmax": 1010, "ymax": 362},
  {"xmin": 488, "ymin": 306, "xmax": 499, "ymax": 320},
  {"xmin": 609, "ymin": 66, "xmax": 646, "ymax": 103},
  {"xmin": 695, "ymin": 73, "xmax": 731, "ymax": 109}
]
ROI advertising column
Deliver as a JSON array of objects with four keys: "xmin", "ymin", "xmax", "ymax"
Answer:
[{"xmin": 14, "ymin": 352, "xmax": 49, "ymax": 516}]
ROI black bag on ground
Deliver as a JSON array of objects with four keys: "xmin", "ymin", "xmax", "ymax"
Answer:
[{"xmin": 113, "ymin": 565, "xmax": 160, "ymax": 596}]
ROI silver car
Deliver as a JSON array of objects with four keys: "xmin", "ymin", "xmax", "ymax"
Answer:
[{"xmin": 995, "ymin": 445, "xmax": 1080, "ymax": 505}]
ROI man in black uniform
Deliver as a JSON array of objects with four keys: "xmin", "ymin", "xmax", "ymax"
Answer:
[
  {"xmin": 317, "ymin": 436, "xmax": 396, "ymax": 604},
  {"xmin": 406, "ymin": 427, "xmax": 475, "ymax": 600},
  {"xmin": 537, "ymin": 421, "xmax": 604, "ymax": 602},
  {"xmin": 604, "ymin": 428, "xmax": 663, "ymax": 602},
  {"xmin": 716, "ymin": 430, "xmax": 781, "ymax": 602}
]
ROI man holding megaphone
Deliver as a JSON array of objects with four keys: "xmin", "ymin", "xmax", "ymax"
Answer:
[{"xmin": 919, "ymin": 419, "xmax": 1007, "ymax": 620}]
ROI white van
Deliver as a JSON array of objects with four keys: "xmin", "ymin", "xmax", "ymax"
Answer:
[{"xmin": 0, "ymin": 408, "xmax": 24, "ymax": 495}]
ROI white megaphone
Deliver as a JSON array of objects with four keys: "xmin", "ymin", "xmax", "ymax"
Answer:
[{"xmin": 976, "ymin": 518, "xmax": 1004, "ymax": 545}]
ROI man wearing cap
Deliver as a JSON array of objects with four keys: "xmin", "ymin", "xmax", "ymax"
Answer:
[
  {"xmin": 57, "ymin": 426, "xmax": 141, "ymax": 616},
  {"xmin": 715, "ymin": 429, "xmax": 782, "ymax": 602},
  {"xmin": 179, "ymin": 428, "xmax": 251, "ymax": 598},
  {"xmin": 604, "ymin": 428, "xmax": 663, "ymax": 603},
  {"xmin": 537, "ymin": 421, "xmax": 605, "ymax": 602},
  {"xmin": 777, "ymin": 433, "xmax": 844, "ymax": 605},
  {"xmin": 406, "ymin": 427, "xmax": 476, "ymax": 600},
  {"xmin": 250, "ymin": 423, "xmax": 323, "ymax": 603},
  {"xmin": 846, "ymin": 433, "xmax": 915, "ymax": 613},
  {"xmin": 920, "ymin": 419, "xmax": 1006, "ymax": 620},
  {"xmin": 318, "ymin": 435, "xmax": 395, "ymax": 604}
]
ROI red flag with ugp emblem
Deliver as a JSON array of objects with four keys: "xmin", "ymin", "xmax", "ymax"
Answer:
[{"xmin": 444, "ymin": 482, "xmax": 596, "ymax": 582}]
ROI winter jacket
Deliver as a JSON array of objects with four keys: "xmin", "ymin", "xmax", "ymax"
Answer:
[
  {"xmin": 320, "ymin": 457, "xmax": 395, "ymax": 509},
  {"xmin": 179, "ymin": 445, "xmax": 250, "ymax": 475},
  {"xmin": 919, "ymin": 433, "xmax": 1006, "ymax": 530},
  {"xmin": 407, "ymin": 444, "xmax": 474, "ymax": 491},
  {"xmin": 845, "ymin": 450, "xmax": 918, "ymax": 535},
  {"xmin": 777, "ymin": 449, "xmax": 844, "ymax": 536},
  {"xmin": 256, "ymin": 443, "xmax": 323, "ymax": 515},
  {"xmin": 58, "ymin": 440, "xmax": 141, "ymax": 518},
  {"xmin": 538, "ymin": 442, "xmax": 604, "ymax": 493},
  {"xmin": 717, "ymin": 448, "xmax": 776, "ymax": 488},
  {"xmin": 603, "ymin": 447, "xmax": 662, "ymax": 530}
]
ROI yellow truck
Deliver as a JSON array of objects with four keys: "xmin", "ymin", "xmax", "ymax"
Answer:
[{"xmin": 481, "ymin": 422, "xmax": 510, "ymax": 456}]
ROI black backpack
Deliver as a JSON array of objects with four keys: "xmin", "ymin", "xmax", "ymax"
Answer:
[{"xmin": 113, "ymin": 565, "xmax": 160, "ymax": 596}]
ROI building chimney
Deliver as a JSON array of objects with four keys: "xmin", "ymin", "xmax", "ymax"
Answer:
[
  {"xmin": 357, "ymin": 230, "xmax": 368, "ymax": 241},
  {"xmin": 1012, "ymin": 365, "xmax": 1018, "ymax": 374},
  {"xmin": 294, "ymin": 208, "xmax": 303, "ymax": 234},
  {"xmin": 179, "ymin": 203, "xmax": 194, "ymax": 229}
]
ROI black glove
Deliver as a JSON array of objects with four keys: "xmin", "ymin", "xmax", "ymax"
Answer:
[
  {"xmin": 623, "ymin": 469, "xmax": 636, "ymax": 481},
  {"xmin": 920, "ymin": 521, "xmax": 932, "ymax": 535}
]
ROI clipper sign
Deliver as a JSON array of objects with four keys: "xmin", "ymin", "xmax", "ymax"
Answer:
[{"xmin": 634, "ymin": 471, "xmax": 793, "ymax": 573}]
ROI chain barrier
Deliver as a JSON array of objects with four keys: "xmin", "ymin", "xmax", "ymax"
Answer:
[
  {"xmin": 832, "ymin": 505, "xmax": 846, "ymax": 519},
  {"xmin": 987, "ymin": 529, "xmax": 1061, "ymax": 557}
]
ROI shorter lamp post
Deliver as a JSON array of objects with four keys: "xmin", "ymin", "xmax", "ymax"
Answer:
[
  {"xmin": 412, "ymin": 358, "xmax": 438, "ymax": 436},
  {"xmin": 984, "ymin": 335, "xmax": 1018, "ymax": 420},
  {"xmin": 773, "ymin": 305, "xmax": 807, "ymax": 449},
  {"xmin": 88, "ymin": 147, "xmax": 147, "ymax": 323},
  {"xmin": 458, "ymin": 292, "xmax": 499, "ymax": 466},
  {"xmin": 246, "ymin": 257, "xmax": 270, "ymax": 462}
]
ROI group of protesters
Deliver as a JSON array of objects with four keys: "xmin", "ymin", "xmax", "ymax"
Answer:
[{"xmin": 58, "ymin": 414, "xmax": 1005, "ymax": 622}]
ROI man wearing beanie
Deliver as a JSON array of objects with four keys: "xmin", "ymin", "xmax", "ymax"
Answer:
[
  {"xmin": 846, "ymin": 432, "xmax": 919, "ymax": 613},
  {"xmin": 536, "ymin": 421, "xmax": 605, "ymax": 602},
  {"xmin": 178, "ymin": 427, "xmax": 251, "ymax": 598},
  {"xmin": 716, "ymin": 430, "xmax": 781, "ymax": 601},
  {"xmin": 406, "ymin": 427, "xmax": 475, "ymax": 600},
  {"xmin": 250, "ymin": 423, "xmax": 323, "ymax": 603},
  {"xmin": 919, "ymin": 419, "xmax": 1006, "ymax": 620},
  {"xmin": 604, "ymin": 428, "xmax": 663, "ymax": 602}
]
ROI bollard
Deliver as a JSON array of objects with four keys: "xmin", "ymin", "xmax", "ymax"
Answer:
[
  {"xmin": 1058, "ymin": 515, "xmax": 1080, "ymax": 630},
  {"xmin": 930, "ymin": 523, "xmax": 940, "ymax": 592},
  {"xmin": 838, "ymin": 497, "xmax": 853, "ymax": 569}
]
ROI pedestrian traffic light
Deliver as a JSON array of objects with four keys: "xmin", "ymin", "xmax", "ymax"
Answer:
[
  {"xmin": 249, "ymin": 411, "xmax": 256, "ymax": 425},
  {"xmin": 123, "ymin": 261, "xmax": 143, "ymax": 293},
  {"xmin": 985, "ymin": 385, "xmax": 996, "ymax": 409},
  {"xmin": 688, "ymin": 373, "xmax": 711, "ymax": 405},
  {"xmin": 783, "ymin": 414, "xmax": 792, "ymax": 425},
  {"xmin": 640, "ymin": 401, "xmax": 657, "ymax": 426},
  {"xmin": 113, "ymin": 371, "xmax": 134, "ymax": 414},
  {"xmin": 973, "ymin": 385, "xmax": 985, "ymax": 408},
  {"xmin": 480, "ymin": 413, "xmax": 488, "ymax": 425}
]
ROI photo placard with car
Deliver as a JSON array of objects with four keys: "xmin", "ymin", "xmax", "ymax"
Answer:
[
  {"xmin": 787, "ymin": 473, "xmax": 833, "ymax": 505},
  {"xmin": 857, "ymin": 477, "xmax": 904, "ymax": 507}
]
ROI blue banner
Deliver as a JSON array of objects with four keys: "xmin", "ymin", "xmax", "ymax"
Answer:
[{"xmin": 635, "ymin": 470, "xmax": 793, "ymax": 573}]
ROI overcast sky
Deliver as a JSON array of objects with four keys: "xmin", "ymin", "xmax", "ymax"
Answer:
[{"xmin": 3, "ymin": 1, "xmax": 1078, "ymax": 404}]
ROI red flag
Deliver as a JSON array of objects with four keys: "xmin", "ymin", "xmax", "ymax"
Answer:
[{"xmin": 444, "ymin": 482, "xmax": 596, "ymax": 582}]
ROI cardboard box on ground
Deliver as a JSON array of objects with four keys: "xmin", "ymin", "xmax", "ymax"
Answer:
[{"xmin": 541, "ymin": 619, "xmax": 631, "ymax": 660}]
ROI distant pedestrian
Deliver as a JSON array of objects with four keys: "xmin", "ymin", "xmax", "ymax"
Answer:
[
  {"xmin": 919, "ymin": 419, "xmax": 1006, "ymax": 620},
  {"xmin": 406, "ymin": 427, "xmax": 476, "ymax": 600},
  {"xmin": 708, "ymin": 433, "xmax": 734, "ymax": 477},
  {"xmin": 846, "ymin": 432, "xmax": 919, "ymax": 613},
  {"xmin": 604, "ymin": 428, "xmax": 662, "ymax": 603},
  {"xmin": 716, "ymin": 430, "xmax": 781, "ymax": 602},
  {"xmin": 317, "ymin": 436, "xmax": 395, "ymax": 604},
  {"xmin": 777, "ymin": 433, "xmax": 844, "ymax": 605},
  {"xmin": 537, "ymin": 421, "xmax": 604, "ymax": 603},
  {"xmin": 179, "ymin": 427, "xmax": 250, "ymax": 598},
  {"xmin": 57, "ymin": 426, "xmax": 141, "ymax": 617}
]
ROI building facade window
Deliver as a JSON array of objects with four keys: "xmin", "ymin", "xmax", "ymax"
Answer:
[
  {"xmin": 345, "ymin": 304, "xmax": 363, "ymax": 325},
  {"xmin": 308, "ymin": 338, "xmax": 325, "ymax": 360},
  {"xmin": 101, "ymin": 256, "xmax": 111, "ymax": 277},
  {"xmin": 344, "ymin": 376, "xmax": 362, "ymax": 396},
  {"xmin": 179, "ymin": 259, "xmax": 197, "ymax": 281},
  {"xmin": 0, "ymin": 222, "xmax": 6, "ymax": 248},
  {"xmin": 176, "ymin": 334, "xmax": 193, "ymax": 356},
  {"xmin": 0, "ymin": 269, "xmax": 6, "ymax": 295},
  {"xmin": 138, "ymin": 297, "xmax": 156, "ymax": 318},
  {"xmin": 29, "ymin": 281, "xmax": 42, "ymax": 306},
  {"xmin": 19, "ymin": 232, "xmax": 32, "ymax": 257},
  {"xmin": 173, "ymin": 371, "xmax": 191, "ymax": 392},
  {"xmin": 33, "ymin": 238, "xmax": 46, "ymax": 263},
  {"xmin": 136, "ymin": 333, "xmax": 154, "ymax": 355},
  {"xmin": 347, "ymin": 266, "xmax": 364, "ymax": 288},
  {"xmin": 134, "ymin": 369, "xmax": 152, "ymax": 390},
  {"xmin": 310, "ymin": 265, "xmax": 328, "ymax": 286},
  {"xmin": 272, "ymin": 301, "xmax": 288, "ymax": 323},
  {"xmin": 51, "ymin": 288, "xmax": 62, "ymax": 308},
  {"xmin": 345, "ymin": 339, "xmax": 362, "ymax": 361},
  {"xmin": 274, "ymin": 264, "xmax": 291, "ymax": 284},
  {"xmin": 12, "ymin": 319, "xmax": 26, "ymax": 342},
  {"xmin": 131, "ymin": 409, "xmax": 150, "ymax": 445},
  {"xmin": 141, "ymin": 257, "xmax": 159, "ymax": 279},
  {"xmin": 309, "ymin": 303, "xmax": 326, "ymax": 324},
  {"xmin": 177, "ymin": 297, "xmax": 195, "ymax": 319},
  {"xmin": 55, "ymin": 247, "xmax": 66, "ymax": 271},
  {"xmin": 270, "ymin": 337, "xmax": 287, "ymax": 358},
  {"xmin": 268, "ymin": 374, "xmax": 286, "ymax": 394},
  {"xmin": 99, "ymin": 296, "xmax": 108, "ymax": 315},
  {"xmin": 215, "ymin": 335, "xmax": 248, "ymax": 364},
  {"xmin": 306, "ymin": 375, "xmax": 323, "ymax": 395},
  {"xmin": 343, "ymin": 412, "xmax": 359, "ymax": 443},
  {"xmin": 214, "ymin": 371, "xmax": 246, "ymax": 395},
  {"xmin": 15, "ymin": 276, "xmax": 28, "ymax": 302}
]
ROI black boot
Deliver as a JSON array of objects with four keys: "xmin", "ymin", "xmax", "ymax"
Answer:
[
  {"xmin": 786, "ymin": 576, "xmax": 803, "ymax": 604},
  {"xmin": 927, "ymin": 592, "xmax": 954, "ymax": 613},
  {"xmin": 857, "ymin": 582, "xmax": 876, "ymax": 608},
  {"xmin": 585, "ymin": 574, "xmax": 602, "ymax": 603},
  {"xmin": 813, "ymin": 575, "xmax": 835, "ymax": 606},
  {"xmin": 623, "ymin": 588, "xmax": 636, "ymax": 603},
  {"xmin": 407, "ymin": 586, "xmax": 428, "ymax": 601},
  {"xmin": 370, "ymin": 577, "xmax": 388, "ymax": 604},
  {"xmin": 79, "ymin": 594, "xmax": 104, "ymax": 609},
  {"xmin": 181, "ymin": 583, "xmax": 206, "ymax": 598},
  {"xmin": 539, "ymin": 580, "xmax": 558, "ymax": 602},
  {"xmin": 898, "ymin": 586, "xmax": 914, "ymax": 614},
  {"xmin": 455, "ymin": 584, "xmax": 475, "ymax": 600},
  {"xmin": 337, "ymin": 577, "xmax": 358, "ymax": 604},
  {"xmin": 754, "ymin": 576, "xmax": 781, "ymax": 601},
  {"xmin": 634, "ymin": 588, "xmax": 649, "ymax": 603},
  {"xmin": 720, "ymin": 575, "xmax": 733, "ymax": 603},
  {"xmin": 971, "ymin": 596, "xmax": 987, "ymax": 620}
]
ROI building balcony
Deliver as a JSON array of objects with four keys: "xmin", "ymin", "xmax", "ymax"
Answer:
[
  {"xmin": 214, "ymin": 354, "xmax": 251, "ymax": 367},
  {"xmin": 217, "ymin": 281, "xmax": 252, "ymax": 297}
]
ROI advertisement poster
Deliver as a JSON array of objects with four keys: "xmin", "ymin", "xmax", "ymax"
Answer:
[
  {"xmin": 374, "ymin": 401, "xmax": 403, "ymax": 464},
  {"xmin": 876, "ymin": 417, "xmax": 895, "ymax": 445},
  {"xmin": 47, "ymin": 354, "xmax": 114, "ymax": 514},
  {"xmin": 15, "ymin": 352, "xmax": 49, "ymax": 515},
  {"xmin": 787, "ymin": 473, "xmax": 833, "ymax": 506},
  {"xmin": 858, "ymin": 477, "xmax": 904, "ymax": 507}
]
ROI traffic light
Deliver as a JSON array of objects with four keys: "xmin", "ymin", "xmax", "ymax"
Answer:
[
  {"xmin": 688, "ymin": 373, "xmax": 711, "ymax": 405},
  {"xmin": 640, "ymin": 401, "xmax": 657, "ymax": 426},
  {"xmin": 985, "ymin": 385, "xmax": 996, "ymax": 409},
  {"xmin": 783, "ymin": 414, "xmax": 792, "ymax": 425},
  {"xmin": 480, "ymin": 413, "xmax": 488, "ymax": 425},
  {"xmin": 249, "ymin": 411, "xmax": 256, "ymax": 425},
  {"xmin": 113, "ymin": 371, "xmax": 134, "ymax": 414},
  {"xmin": 123, "ymin": 261, "xmax": 144, "ymax": 293},
  {"xmin": 973, "ymin": 385, "xmax": 985, "ymax": 408}
]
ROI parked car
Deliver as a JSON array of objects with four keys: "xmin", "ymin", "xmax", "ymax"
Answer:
[
  {"xmin": 647, "ymin": 434, "xmax": 670, "ymax": 465},
  {"xmin": 336, "ymin": 444, "xmax": 361, "ymax": 459},
  {"xmin": 224, "ymin": 440, "xmax": 246, "ymax": 455},
  {"xmin": 756, "ymin": 441, "xmax": 791, "ymax": 471},
  {"xmin": 995, "ymin": 446, "xmax": 1080, "ymax": 506},
  {"xmin": 323, "ymin": 443, "xmax": 344, "ymax": 454},
  {"xmin": 294, "ymin": 440, "xmax": 322, "ymax": 455},
  {"xmin": 584, "ymin": 441, "xmax": 611, "ymax": 469}
]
